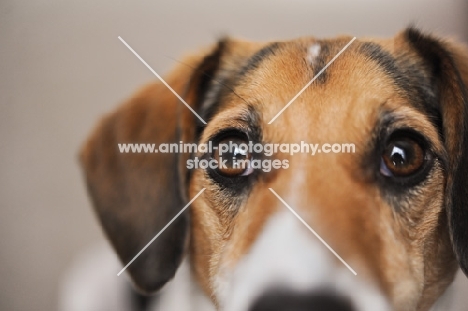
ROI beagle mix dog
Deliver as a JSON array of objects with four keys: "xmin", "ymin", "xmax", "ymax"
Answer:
[{"xmin": 80, "ymin": 28, "xmax": 468, "ymax": 311}]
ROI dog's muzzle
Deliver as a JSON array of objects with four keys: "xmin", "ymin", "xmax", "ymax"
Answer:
[{"xmin": 216, "ymin": 210, "xmax": 390, "ymax": 311}]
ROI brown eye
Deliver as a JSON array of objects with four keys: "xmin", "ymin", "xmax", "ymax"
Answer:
[
  {"xmin": 213, "ymin": 137, "xmax": 253, "ymax": 177},
  {"xmin": 380, "ymin": 137, "xmax": 425, "ymax": 177}
]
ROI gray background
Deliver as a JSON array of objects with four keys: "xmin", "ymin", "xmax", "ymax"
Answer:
[{"xmin": 1, "ymin": 0, "xmax": 467, "ymax": 310}]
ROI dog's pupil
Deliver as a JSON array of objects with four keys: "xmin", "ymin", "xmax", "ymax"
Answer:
[
  {"xmin": 383, "ymin": 137, "xmax": 424, "ymax": 177},
  {"xmin": 214, "ymin": 137, "xmax": 251, "ymax": 176},
  {"xmin": 390, "ymin": 145, "xmax": 407, "ymax": 166}
]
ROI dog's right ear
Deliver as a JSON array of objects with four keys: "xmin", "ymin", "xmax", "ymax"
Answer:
[
  {"xmin": 402, "ymin": 28, "xmax": 468, "ymax": 277},
  {"xmin": 79, "ymin": 40, "xmax": 230, "ymax": 294}
]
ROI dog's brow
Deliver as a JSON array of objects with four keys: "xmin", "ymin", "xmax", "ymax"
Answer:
[
  {"xmin": 202, "ymin": 105, "xmax": 262, "ymax": 143},
  {"xmin": 198, "ymin": 43, "xmax": 280, "ymax": 127},
  {"xmin": 163, "ymin": 55, "xmax": 250, "ymax": 108},
  {"xmin": 359, "ymin": 42, "xmax": 443, "ymax": 136},
  {"xmin": 235, "ymin": 42, "xmax": 281, "ymax": 81}
]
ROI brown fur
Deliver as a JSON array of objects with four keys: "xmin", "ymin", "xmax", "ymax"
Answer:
[{"xmin": 80, "ymin": 29, "xmax": 468, "ymax": 310}]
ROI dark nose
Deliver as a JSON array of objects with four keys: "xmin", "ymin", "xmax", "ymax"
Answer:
[{"xmin": 249, "ymin": 290, "xmax": 355, "ymax": 311}]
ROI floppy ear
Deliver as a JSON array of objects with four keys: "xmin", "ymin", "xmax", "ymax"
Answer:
[
  {"xmin": 80, "ymin": 41, "xmax": 228, "ymax": 293},
  {"xmin": 403, "ymin": 28, "xmax": 468, "ymax": 276}
]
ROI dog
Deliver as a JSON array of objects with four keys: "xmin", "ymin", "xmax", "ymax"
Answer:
[{"xmin": 79, "ymin": 27, "xmax": 468, "ymax": 311}]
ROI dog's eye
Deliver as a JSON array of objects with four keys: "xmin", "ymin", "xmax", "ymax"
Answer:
[
  {"xmin": 213, "ymin": 137, "xmax": 254, "ymax": 177},
  {"xmin": 380, "ymin": 136, "xmax": 426, "ymax": 178}
]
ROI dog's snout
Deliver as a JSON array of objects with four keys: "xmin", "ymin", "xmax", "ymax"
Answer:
[{"xmin": 248, "ymin": 290, "xmax": 355, "ymax": 311}]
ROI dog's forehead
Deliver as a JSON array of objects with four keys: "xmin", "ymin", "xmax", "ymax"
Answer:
[
  {"xmin": 232, "ymin": 37, "xmax": 379, "ymax": 95},
  {"xmin": 203, "ymin": 38, "xmax": 396, "ymax": 140},
  {"xmin": 202, "ymin": 36, "xmax": 441, "ymax": 145}
]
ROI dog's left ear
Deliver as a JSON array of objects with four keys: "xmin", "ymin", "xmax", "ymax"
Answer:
[
  {"xmin": 80, "ymin": 37, "xmax": 264, "ymax": 293},
  {"xmin": 79, "ymin": 39, "xmax": 235, "ymax": 293},
  {"xmin": 403, "ymin": 27, "xmax": 468, "ymax": 276}
]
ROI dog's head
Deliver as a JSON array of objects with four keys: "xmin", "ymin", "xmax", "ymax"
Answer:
[{"xmin": 80, "ymin": 28, "xmax": 468, "ymax": 310}]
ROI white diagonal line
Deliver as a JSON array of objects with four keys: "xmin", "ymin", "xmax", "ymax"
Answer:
[
  {"xmin": 268, "ymin": 188, "xmax": 357, "ymax": 276},
  {"xmin": 118, "ymin": 36, "xmax": 207, "ymax": 125},
  {"xmin": 268, "ymin": 37, "xmax": 356, "ymax": 124},
  {"xmin": 117, "ymin": 188, "xmax": 206, "ymax": 276}
]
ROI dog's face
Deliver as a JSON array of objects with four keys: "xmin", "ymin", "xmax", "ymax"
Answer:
[{"xmin": 81, "ymin": 28, "xmax": 468, "ymax": 311}]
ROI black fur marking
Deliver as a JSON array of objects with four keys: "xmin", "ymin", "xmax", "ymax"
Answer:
[
  {"xmin": 187, "ymin": 38, "xmax": 230, "ymax": 137},
  {"xmin": 359, "ymin": 41, "xmax": 443, "ymax": 138},
  {"xmin": 198, "ymin": 69, "xmax": 236, "ymax": 125},
  {"xmin": 405, "ymin": 27, "xmax": 468, "ymax": 275},
  {"xmin": 197, "ymin": 43, "xmax": 279, "ymax": 137},
  {"xmin": 236, "ymin": 42, "xmax": 280, "ymax": 80},
  {"xmin": 194, "ymin": 39, "xmax": 229, "ymax": 108},
  {"xmin": 452, "ymin": 98, "xmax": 468, "ymax": 276},
  {"xmin": 310, "ymin": 41, "xmax": 330, "ymax": 84}
]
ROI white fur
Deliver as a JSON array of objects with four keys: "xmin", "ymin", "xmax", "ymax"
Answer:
[
  {"xmin": 59, "ymin": 243, "xmax": 134, "ymax": 311},
  {"xmin": 59, "ymin": 243, "xmax": 214, "ymax": 311},
  {"xmin": 60, "ymin": 223, "xmax": 461, "ymax": 311},
  {"xmin": 216, "ymin": 211, "xmax": 391, "ymax": 311},
  {"xmin": 150, "ymin": 258, "xmax": 215, "ymax": 311},
  {"xmin": 307, "ymin": 43, "xmax": 321, "ymax": 65}
]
